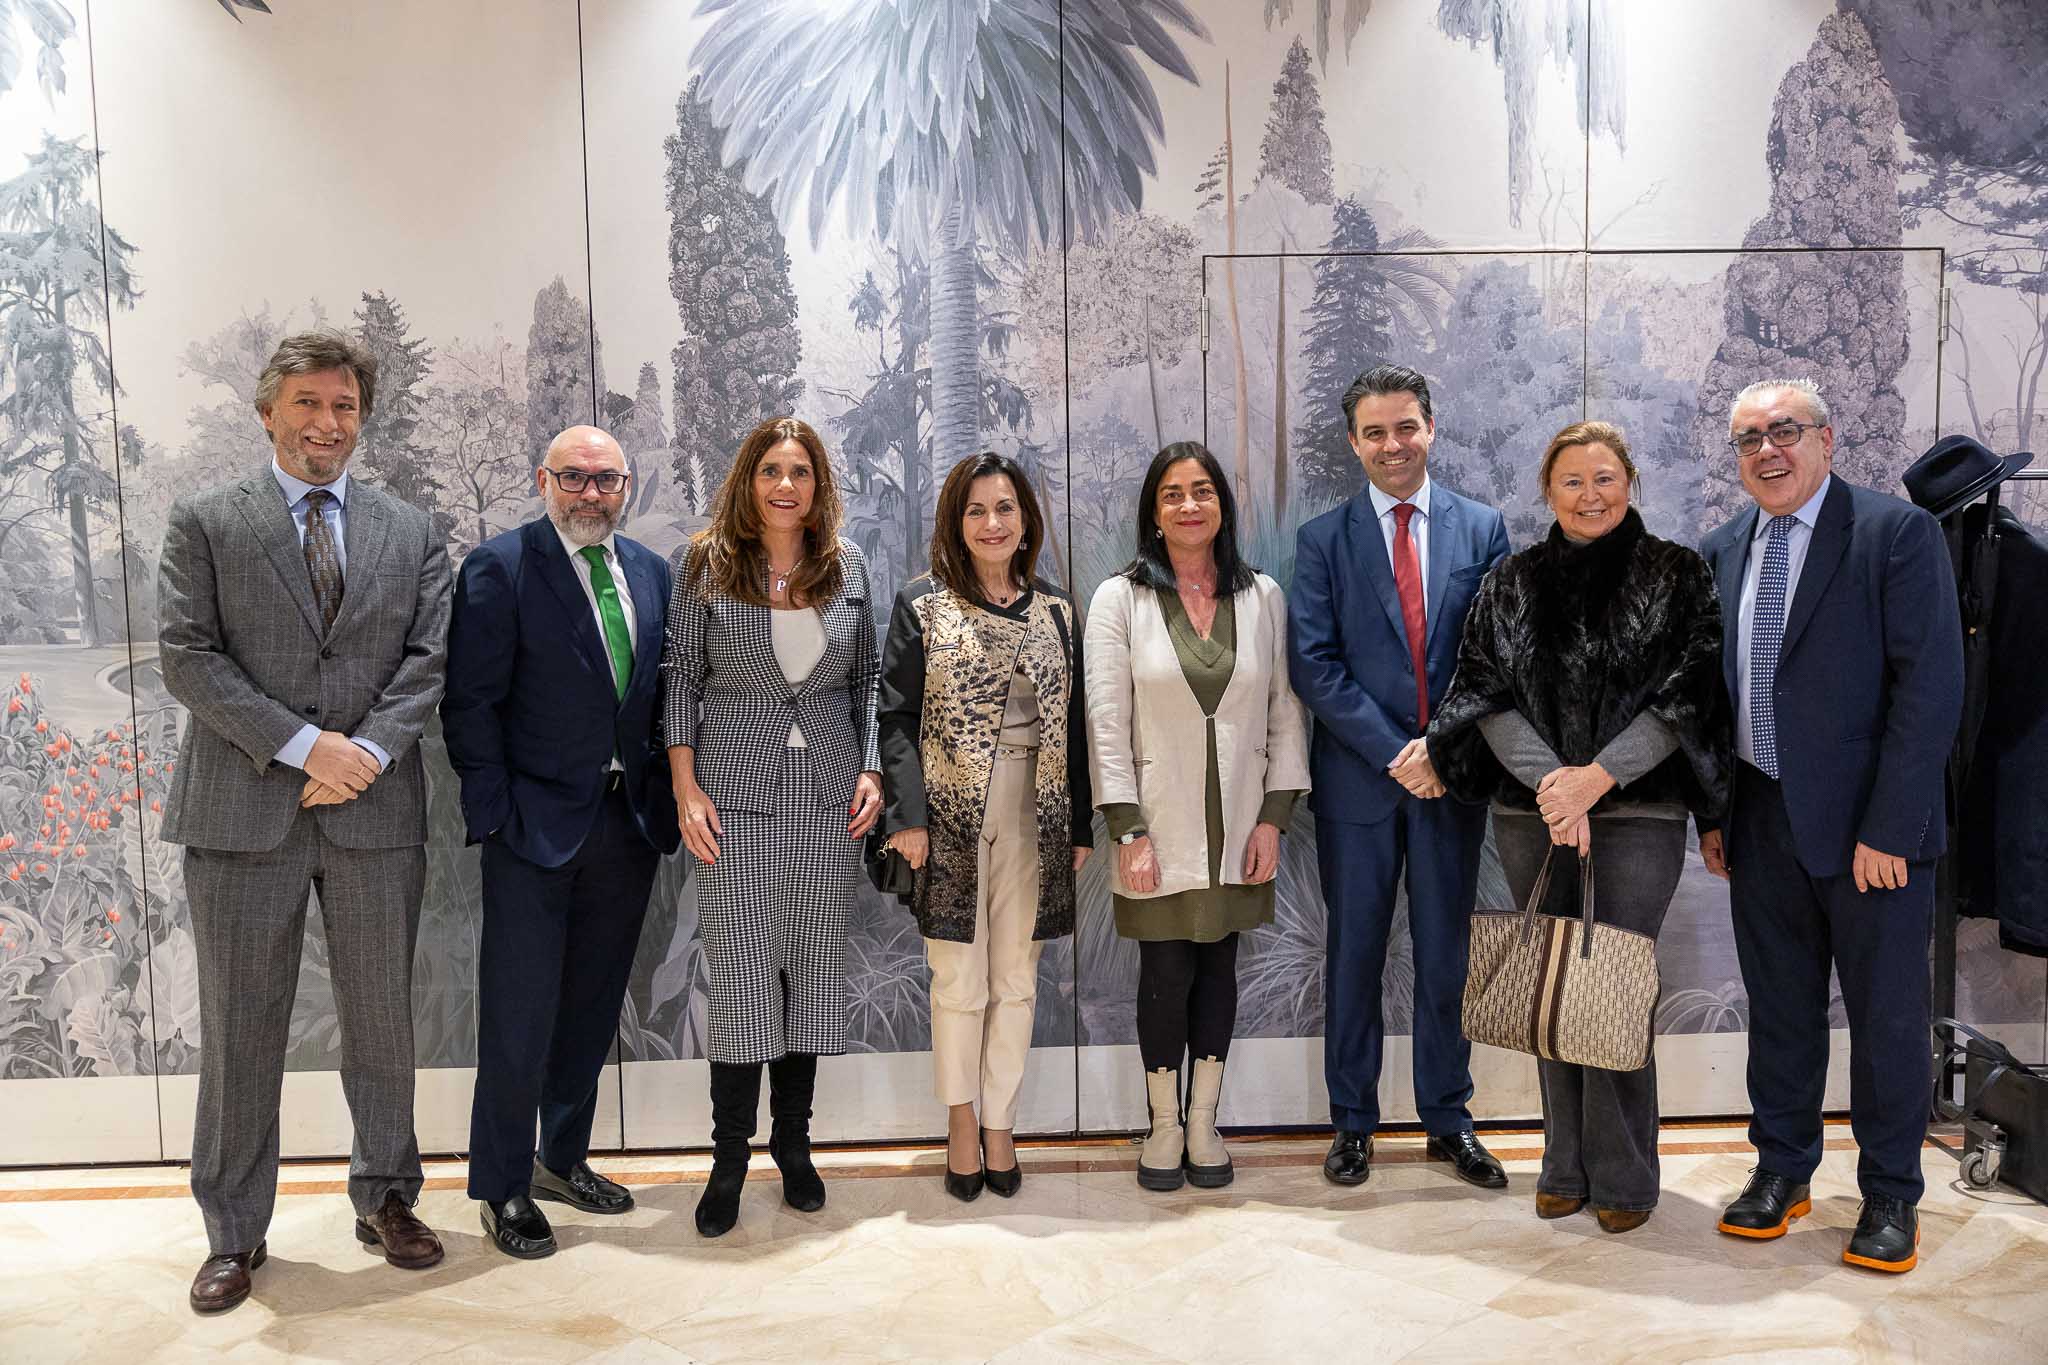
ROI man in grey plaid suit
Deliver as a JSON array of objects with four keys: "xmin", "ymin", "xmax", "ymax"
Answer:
[{"xmin": 158, "ymin": 332, "xmax": 452, "ymax": 1314}]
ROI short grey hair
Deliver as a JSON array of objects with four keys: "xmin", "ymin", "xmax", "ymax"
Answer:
[
  {"xmin": 254, "ymin": 330, "xmax": 378, "ymax": 417},
  {"xmin": 1732, "ymin": 377, "xmax": 1830, "ymax": 429}
]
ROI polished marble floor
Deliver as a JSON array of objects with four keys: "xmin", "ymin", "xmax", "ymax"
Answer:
[{"xmin": 2, "ymin": 1125, "xmax": 2045, "ymax": 1363}]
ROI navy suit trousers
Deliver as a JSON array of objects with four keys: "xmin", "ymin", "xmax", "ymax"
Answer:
[
  {"xmin": 1728, "ymin": 761, "xmax": 1933, "ymax": 1203},
  {"xmin": 1318, "ymin": 795, "xmax": 1486, "ymax": 1134},
  {"xmin": 467, "ymin": 783, "xmax": 661, "ymax": 1201}
]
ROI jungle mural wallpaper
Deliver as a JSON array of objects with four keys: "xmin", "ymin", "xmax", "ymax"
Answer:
[{"xmin": 0, "ymin": 0, "xmax": 2042, "ymax": 1153}]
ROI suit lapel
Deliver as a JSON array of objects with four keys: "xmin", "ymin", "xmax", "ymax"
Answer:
[
  {"xmin": 620, "ymin": 539, "xmax": 664, "ymax": 697},
  {"xmin": 325, "ymin": 485, "xmax": 390, "ymax": 641},
  {"xmin": 236, "ymin": 476, "xmax": 324, "ymax": 638},
  {"xmin": 1782, "ymin": 478, "xmax": 1853, "ymax": 655},
  {"xmin": 1424, "ymin": 488, "xmax": 1457, "ymax": 651},
  {"xmin": 528, "ymin": 521, "xmax": 615, "ymax": 691},
  {"xmin": 1348, "ymin": 495, "xmax": 1407, "ymax": 645},
  {"xmin": 1712, "ymin": 514, "xmax": 1752, "ymax": 705}
]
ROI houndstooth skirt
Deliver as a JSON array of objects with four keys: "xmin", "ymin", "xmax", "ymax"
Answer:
[{"xmin": 694, "ymin": 746, "xmax": 861, "ymax": 1065}]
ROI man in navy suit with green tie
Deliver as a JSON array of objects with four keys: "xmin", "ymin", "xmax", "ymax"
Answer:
[{"xmin": 443, "ymin": 426, "xmax": 680, "ymax": 1259}]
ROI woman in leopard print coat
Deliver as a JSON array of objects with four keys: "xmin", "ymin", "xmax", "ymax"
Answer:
[{"xmin": 878, "ymin": 453, "xmax": 1092, "ymax": 1203}]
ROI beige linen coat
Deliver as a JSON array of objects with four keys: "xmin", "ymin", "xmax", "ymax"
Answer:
[{"xmin": 1084, "ymin": 573, "xmax": 1311, "ymax": 899}]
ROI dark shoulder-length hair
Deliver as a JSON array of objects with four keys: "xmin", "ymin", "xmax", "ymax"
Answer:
[
  {"xmin": 1119, "ymin": 441, "xmax": 1258, "ymax": 595},
  {"xmin": 928, "ymin": 452, "xmax": 1046, "ymax": 607},
  {"xmin": 686, "ymin": 416, "xmax": 847, "ymax": 607}
]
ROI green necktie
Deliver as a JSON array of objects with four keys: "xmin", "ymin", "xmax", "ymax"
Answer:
[{"xmin": 579, "ymin": 544, "xmax": 633, "ymax": 700}]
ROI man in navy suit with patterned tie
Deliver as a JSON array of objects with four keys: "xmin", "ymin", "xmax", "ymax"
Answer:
[
  {"xmin": 1699, "ymin": 379, "xmax": 1960, "ymax": 1274},
  {"xmin": 1289, "ymin": 365, "xmax": 1512, "ymax": 1189},
  {"xmin": 443, "ymin": 426, "xmax": 680, "ymax": 1259}
]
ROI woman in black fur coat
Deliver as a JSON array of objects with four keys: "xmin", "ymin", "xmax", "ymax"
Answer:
[{"xmin": 1429, "ymin": 420, "xmax": 1730, "ymax": 1233}]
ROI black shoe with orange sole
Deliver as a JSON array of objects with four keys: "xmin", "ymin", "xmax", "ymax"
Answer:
[
  {"xmin": 1843, "ymin": 1196, "xmax": 1919, "ymax": 1273},
  {"xmin": 1716, "ymin": 1169, "xmax": 1812, "ymax": 1239}
]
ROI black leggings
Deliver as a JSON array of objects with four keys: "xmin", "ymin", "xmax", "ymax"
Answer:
[{"xmin": 1136, "ymin": 935, "xmax": 1241, "ymax": 1071}]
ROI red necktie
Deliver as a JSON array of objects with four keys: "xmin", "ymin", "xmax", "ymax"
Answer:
[{"xmin": 1392, "ymin": 503, "xmax": 1428, "ymax": 727}]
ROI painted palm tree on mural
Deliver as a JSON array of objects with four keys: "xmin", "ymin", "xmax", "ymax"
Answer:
[{"xmin": 691, "ymin": 0, "xmax": 1207, "ymax": 500}]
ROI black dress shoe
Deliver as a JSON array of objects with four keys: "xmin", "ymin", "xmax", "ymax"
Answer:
[
  {"xmin": 481, "ymin": 1195, "xmax": 557, "ymax": 1259},
  {"xmin": 944, "ymin": 1166, "xmax": 985, "ymax": 1202},
  {"xmin": 1844, "ymin": 1195, "xmax": 1919, "ymax": 1273},
  {"xmin": 1426, "ymin": 1131, "xmax": 1508, "ymax": 1189},
  {"xmin": 188, "ymin": 1241, "xmax": 265, "ymax": 1314},
  {"xmin": 1716, "ymin": 1169, "xmax": 1812, "ymax": 1239},
  {"xmin": 1323, "ymin": 1130, "xmax": 1373, "ymax": 1186},
  {"xmin": 531, "ymin": 1159, "xmax": 634, "ymax": 1214}
]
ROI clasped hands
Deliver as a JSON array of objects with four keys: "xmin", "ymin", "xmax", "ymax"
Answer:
[
  {"xmin": 1386, "ymin": 737, "xmax": 1444, "ymax": 799},
  {"xmin": 1535, "ymin": 762, "xmax": 1614, "ymax": 855},
  {"xmin": 299, "ymin": 730, "xmax": 381, "ymax": 808}
]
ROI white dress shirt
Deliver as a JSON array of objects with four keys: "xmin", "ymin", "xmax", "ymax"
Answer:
[
  {"xmin": 557, "ymin": 526, "xmax": 640, "ymax": 770},
  {"xmin": 269, "ymin": 461, "xmax": 389, "ymax": 773},
  {"xmin": 1735, "ymin": 475, "xmax": 1831, "ymax": 767},
  {"xmin": 1367, "ymin": 474, "xmax": 1433, "ymax": 616}
]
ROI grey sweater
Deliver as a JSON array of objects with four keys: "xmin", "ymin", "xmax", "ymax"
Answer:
[{"xmin": 1475, "ymin": 709, "xmax": 1687, "ymax": 820}]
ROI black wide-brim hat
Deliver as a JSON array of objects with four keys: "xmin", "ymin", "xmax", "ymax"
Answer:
[{"xmin": 1903, "ymin": 435, "xmax": 2034, "ymax": 521}]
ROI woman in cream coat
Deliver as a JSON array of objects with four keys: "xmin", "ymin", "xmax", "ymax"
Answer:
[{"xmin": 1085, "ymin": 441, "xmax": 1311, "ymax": 1191}]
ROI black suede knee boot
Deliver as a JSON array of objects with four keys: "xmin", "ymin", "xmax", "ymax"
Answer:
[
  {"xmin": 767, "ymin": 1052, "xmax": 826, "ymax": 1212},
  {"xmin": 697, "ymin": 1061, "xmax": 762, "ymax": 1238}
]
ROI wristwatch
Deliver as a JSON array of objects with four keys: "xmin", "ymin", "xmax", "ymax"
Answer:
[{"xmin": 1116, "ymin": 829, "xmax": 1146, "ymax": 845}]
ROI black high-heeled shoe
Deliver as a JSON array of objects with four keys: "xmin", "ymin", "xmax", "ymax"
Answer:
[
  {"xmin": 944, "ymin": 1166, "xmax": 985, "ymax": 1202},
  {"xmin": 981, "ymin": 1129, "xmax": 1022, "ymax": 1197}
]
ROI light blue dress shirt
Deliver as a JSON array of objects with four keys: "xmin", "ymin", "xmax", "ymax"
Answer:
[
  {"xmin": 1735, "ymin": 475, "xmax": 1831, "ymax": 767},
  {"xmin": 268, "ymin": 460, "xmax": 390, "ymax": 774},
  {"xmin": 1366, "ymin": 474, "xmax": 1433, "ymax": 616}
]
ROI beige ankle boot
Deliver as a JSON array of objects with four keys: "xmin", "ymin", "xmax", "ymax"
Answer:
[
  {"xmin": 1137, "ymin": 1067, "xmax": 1185, "ymax": 1191},
  {"xmin": 1183, "ymin": 1056, "xmax": 1234, "ymax": 1187}
]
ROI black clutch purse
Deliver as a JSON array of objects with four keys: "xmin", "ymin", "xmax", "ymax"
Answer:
[{"xmin": 863, "ymin": 828, "xmax": 917, "ymax": 904}]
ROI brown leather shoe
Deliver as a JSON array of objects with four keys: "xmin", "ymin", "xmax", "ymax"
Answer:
[
  {"xmin": 1535, "ymin": 1193, "xmax": 1586, "ymax": 1220},
  {"xmin": 189, "ymin": 1241, "xmax": 265, "ymax": 1314},
  {"xmin": 353, "ymin": 1192, "xmax": 444, "ymax": 1269},
  {"xmin": 1595, "ymin": 1207, "xmax": 1652, "ymax": 1234}
]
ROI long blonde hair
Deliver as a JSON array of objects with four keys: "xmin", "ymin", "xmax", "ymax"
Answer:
[{"xmin": 687, "ymin": 417, "xmax": 847, "ymax": 607}]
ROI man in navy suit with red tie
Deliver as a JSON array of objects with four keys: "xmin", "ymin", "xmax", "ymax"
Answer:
[
  {"xmin": 1699, "ymin": 379, "xmax": 1960, "ymax": 1274},
  {"xmin": 443, "ymin": 426, "xmax": 680, "ymax": 1259},
  {"xmin": 1289, "ymin": 366, "xmax": 1512, "ymax": 1189}
]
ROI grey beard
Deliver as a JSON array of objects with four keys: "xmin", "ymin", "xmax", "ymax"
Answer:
[{"xmin": 549, "ymin": 501, "xmax": 621, "ymax": 547}]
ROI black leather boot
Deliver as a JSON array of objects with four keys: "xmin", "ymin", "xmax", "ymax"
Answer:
[
  {"xmin": 697, "ymin": 1061, "xmax": 762, "ymax": 1238},
  {"xmin": 768, "ymin": 1052, "xmax": 827, "ymax": 1212}
]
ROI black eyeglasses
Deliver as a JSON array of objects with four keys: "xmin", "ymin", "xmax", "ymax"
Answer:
[
  {"xmin": 542, "ymin": 468, "xmax": 630, "ymax": 494},
  {"xmin": 1727, "ymin": 421, "xmax": 1822, "ymax": 458}
]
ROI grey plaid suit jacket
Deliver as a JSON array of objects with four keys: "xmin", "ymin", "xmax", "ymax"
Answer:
[
  {"xmin": 157, "ymin": 471, "xmax": 452, "ymax": 852},
  {"xmin": 661, "ymin": 537, "xmax": 882, "ymax": 814}
]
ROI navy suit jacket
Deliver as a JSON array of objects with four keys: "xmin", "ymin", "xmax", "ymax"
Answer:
[
  {"xmin": 1700, "ymin": 477, "xmax": 1962, "ymax": 876},
  {"xmin": 442, "ymin": 517, "xmax": 682, "ymax": 868},
  {"xmin": 1289, "ymin": 483, "xmax": 1512, "ymax": 825}
]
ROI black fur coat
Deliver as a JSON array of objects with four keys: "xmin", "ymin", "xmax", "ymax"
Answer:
[{"xmin": 1428, "ymin": 508, "xmax": 1731, "ymax": 820}]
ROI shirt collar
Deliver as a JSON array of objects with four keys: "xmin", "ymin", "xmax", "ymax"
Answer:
[
  {"xmin": 1751, "ymin": 475, "xmax": 1831, "ymax": 541},
  {"xmin": 556, "ymin": 523, "xmax": 619, "ymax": 565},
  {"xmin": 272, "ymin": 458, "xmax": 349, "ymax": 509},
  {"xmin": 1368, "ymin": 475, "xmax": 1432, "ymax": 522}
]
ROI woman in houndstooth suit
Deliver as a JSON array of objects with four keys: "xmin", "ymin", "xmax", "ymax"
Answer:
[{"xmin": 661, "ymin": 416, "xmax": 884, "ymax": 1239}]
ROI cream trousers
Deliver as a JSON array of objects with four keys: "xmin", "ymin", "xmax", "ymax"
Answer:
[{"xmin": 925, "ymin": 751, "xmax": 1045, "ymax": 1130}]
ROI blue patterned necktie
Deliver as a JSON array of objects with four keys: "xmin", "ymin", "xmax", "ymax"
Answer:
[{"xmin": 1749, "ymin": 514, "xmax": 1796, "ymax": 779}]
